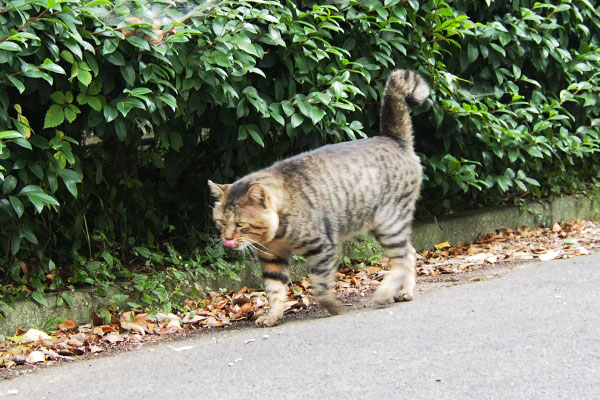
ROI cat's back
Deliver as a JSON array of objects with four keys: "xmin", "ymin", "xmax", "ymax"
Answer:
[
  {"xmin": 274, "ymin": 135, "xmax": 411, "ymax": 168},
  {"xmin": 271, "ymin": 136, "xmax": 420, "ymax": 186}
]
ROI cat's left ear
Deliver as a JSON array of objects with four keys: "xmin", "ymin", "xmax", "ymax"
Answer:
[
  {"xmin": 245, "ymin": 184, "xmax": 271, "ymax": 208},
  {"xmin": 208, "ymin": 180, "xmax": 228, "ymax": 200}
]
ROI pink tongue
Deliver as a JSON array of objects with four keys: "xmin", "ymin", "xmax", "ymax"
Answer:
[{"xmin": 223, "ymin": 239, "xmax": 237, "ymax": 248}]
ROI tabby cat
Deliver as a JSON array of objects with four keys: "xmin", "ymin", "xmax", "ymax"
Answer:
[{"xmin": 209, "ymin": 69, "xmax": 429, "ymax": 327}]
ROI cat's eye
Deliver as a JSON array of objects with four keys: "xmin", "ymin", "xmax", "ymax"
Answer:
[
  {"xmin": 215, "ymin": 219, "xmax": 224, "ymax": 226},
  {"xmin": 236, "ymin": 222, "xmax": 247, "ymax": 228}
]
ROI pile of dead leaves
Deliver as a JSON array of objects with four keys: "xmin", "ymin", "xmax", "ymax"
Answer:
[
  {"xmin": 417, "ymin": 220, "xmax": 600, "ymax": 275},
  {"xmin": 1, "ymin": 220, "xmax": 599, "ymax": 370}
]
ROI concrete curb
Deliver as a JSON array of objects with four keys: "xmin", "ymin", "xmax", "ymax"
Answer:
[{"xmin": 1, "ymin": 195, "xmax": 599, "ymax": 336}]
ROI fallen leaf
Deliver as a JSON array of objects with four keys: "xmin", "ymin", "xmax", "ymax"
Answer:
[
  {"xmin": 90, "ymin": 311, "xmax": 105, "ymax": 326},
  {"xmin": 120, "ymin": 321, "xmax": 146, "ymax": 335},
  {"xmin": 434, "ymin": 242, "xmax": 451, "ymax": 250},
  {"xmin": 101, "ymin": 333, "xmax": 124, "ymax": 344},
  {"xmin": 58, "ymin": 318, "xmax": 78, "ymax": 332},
  {"xmin": 552, "ymin": 222, "xmax": 562, "ymax": 232},
  {"xmin": 168, "ymin": 345, "xmax": 196, "ymax": 352},
  {"xmin": 538, "ymin": 250, "xmax": 560, "ymax": 261},
  {"xmin": 25, "ymin": 350, "xmax": 45, "ymax": 363},
  {"xmin": 89, "ymin": 345, "xmax": 104, "ymax": 354},
  {"xmin": 21, "ymin": 329, "xmax": 54, "ymax": 344},
  {"xmin": 366, "ymin": 266, "xmax": 381, "ymax": 275},
  {"xmin": 66, "ymin": 338, "xmax": 84, "ymax": 348},
  {"xmin": 182, "ymin": 313, "xmax": 206, "ymax": 324}
]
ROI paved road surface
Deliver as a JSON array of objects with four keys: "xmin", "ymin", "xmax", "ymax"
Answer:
[{"xmin": 2, "ymin": 254, "xmax": 599, "ymax": 399}]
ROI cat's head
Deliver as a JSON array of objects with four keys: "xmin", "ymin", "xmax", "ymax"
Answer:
[{"xmin": 208, "ymin": 180, "xmax": 279, "ymax": 250}]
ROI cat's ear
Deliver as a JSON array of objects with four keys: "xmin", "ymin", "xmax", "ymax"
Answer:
[
  {"xmin": 245, "ymin": 184, "xmax": 271, "ymax": 208},
  {"xmin": 208, "ymin": 180, "xmax": 228, "ymax": 200}
]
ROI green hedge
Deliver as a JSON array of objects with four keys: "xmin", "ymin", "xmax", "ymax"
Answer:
[{"xmin": 0, "ymin": 0, "xmax": 599, "ymax": 307}]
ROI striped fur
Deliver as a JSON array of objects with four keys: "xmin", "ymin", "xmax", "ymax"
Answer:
[{"xmin": 209, "ymin": 69, "xmax": 429, "ymax": 327}]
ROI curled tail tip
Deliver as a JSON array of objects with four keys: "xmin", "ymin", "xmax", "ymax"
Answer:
[{"xmin": 385, "ymin": 69, "xmax": 430, "ymax": 107}]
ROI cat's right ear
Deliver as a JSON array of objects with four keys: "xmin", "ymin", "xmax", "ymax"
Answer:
[{"xmin": 208, "ymin": 180, "xmax": 228, "ymax": 200}]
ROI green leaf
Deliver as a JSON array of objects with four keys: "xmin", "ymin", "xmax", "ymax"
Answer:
[
  {"xmin": 9, "ymin": 196, "xmax": 24, "ymax": 217},
  {"xmin": 60, "ymin": 292, "xmax": 74, "ymax": 306},
  {"xmin": 0, "ymin": 130, "xmax": 22, "ymax": 140},
  {"xmin": 0, "ymin": 41, "xmax": 21, "ymax": 51},
  {"xmin": 211, "ymin": 51, "xmax": 231, "ymax": 67},
  {"xmin": 103, "ymin": 105, "xmax": 118, "ymax": 122},
  {"xmin": 57, "ymin": 169, "xmax": 82, "ymax": 184},
  {"xmin": 32, "ymin": 291, "xmax": 49, "ymax": 307},
  {"xmin": 233, "ymin": 36, "xmax": 259, "ymax": 56},
  {"xmin": 77, "ymin": 69, "xmax": 92, "ymax": 86},
  {"xmin": 86, "ymin": 261, "xmax": 102, "ymax": 273},
  {"xmin": 117, "ymin": 98, "xmax": 145, "ymax": 116},
  {"xmin": 25, "ymin": 192, "xmax": 60, "ymax": 208},
  {"xmin": 126, "ymin": 35, "xmax": 150, "ymax": 51},
  {"xmin": 135, "ymin": 246, "xmax": 151, "ymax": 258},
  {"xmin": 308, "ymin": 106, "xmax": 326, "ymax": 125},
  {"xmin": 7, "ymin": 75, "xmax": 25, "ymax": 94},
  {"xmin": 3, "ymin": 175, "xmax": 17, "ymax": 194},
  {"xmin": 19, "ymin": 227, "xmax": 37, "ymax": 244},
  {"xmin": 50, "ymin": 91, "xmax": 66, "ymax": 105},
  {"xmin": 64, "ymin": 105, "xmax": 79, "ymax": 123},
  {"xmin": 101, "ymin": 250, "xmax": 114, "ymax": 267},
  {"xmin": 115, "ymin": 119, "xmax": 126, "ymax": 141},
  {"xmin": 526, "ymin": 147, "xmax": 544, "ymax": 158},
  {"xmin": 158, "ymin": 94, "xmax": 177, "ymax": 111},
  {"xmin": 86, "ymin": 96, "xmax": 103, "ymax": 112},
  {"xmin": 269, "ymin": 109, "xmax": 285, "ymax": 126},
  {"xmin": 10, "ymin": 235, "xmax": 20, "ymax": 255},
  {"xmin": 290, "ymin": 113, "xmax": 304, "ymax": 128},
  {"xmin": 44, "ymin": 105, "xmax": 65, "ymax": 128},
  {"xmin": 11, "ymin": 137, "xmax": 32, "ymax": 150},
  {"xmin": 40, "ymin": 59, "xmax": 66, "ymax": 75},
  {"xmin": 248, "ymin": 127, "xmax": 265, "ymax": 147},
  {"xmin": 489, "ymin": 43, "xmax": 506, "ymax": 57},
  {"xmin": 467, "ymin": 43, "xmax": 479, "ymax": 63},
  {"xmin": 106, "ymin": 52, "xmax": 126, "ymax": 66},
  {"xmin": 169, "ymin": 131, "xmax": 183, "ymax": 151},
  {"xmin": 128, "ymin": 87, "xmax": 153, "ymax": 97}
]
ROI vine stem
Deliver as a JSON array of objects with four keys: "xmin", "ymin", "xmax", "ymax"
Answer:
[{"xmin": 0, "ymin": 8, "xmax": 48, "ymax": 44}]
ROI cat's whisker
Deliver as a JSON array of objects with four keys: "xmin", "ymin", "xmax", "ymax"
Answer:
[
  {"xmin": 245, "ymin": 239, "xmax": 274, "ymax": 256},
  {"xmin": 245, "ymin": 237, "xmax": 272, "ymax": 252},
  {"xmin": 241, "ymin": 241, "xmax": 261, "ymax": 262}
]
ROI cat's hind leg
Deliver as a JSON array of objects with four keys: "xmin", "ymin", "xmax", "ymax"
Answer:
[
  {"xmin": 301, "ymin": 241, "xmax": 343, "ymax": 316},
  {"xmin": 373, "ymin": 220, "xmax": 417, "ymax": 305}
]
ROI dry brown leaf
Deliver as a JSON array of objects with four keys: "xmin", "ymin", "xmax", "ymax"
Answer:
[
  {"xmin": 58, "ymin": 318, "xmax": 78, "ymax": 332},
  {"xmin": 89, "ymin": 345, "xmax": 104, "ymax": 353},
  {"xmin": 102, "ymin": 333, "xmax": 124, "ymax": 344}
]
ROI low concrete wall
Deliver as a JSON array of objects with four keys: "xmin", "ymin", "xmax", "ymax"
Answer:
[
  {"xmin": 413, "ymin": 195, "xmax": 600, "ymax": 251},
  {"xmin": 1, "ymin": 195, "xmax": 599, "ymax": 335}
]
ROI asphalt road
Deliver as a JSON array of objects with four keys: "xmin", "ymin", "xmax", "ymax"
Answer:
[{"xmin": 2, "ymin": 254, "xmax": 599, "ymax": 400}]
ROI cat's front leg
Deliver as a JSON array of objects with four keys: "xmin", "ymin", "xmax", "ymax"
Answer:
[{"xmin": 255, "ymin": 256, "xmax": 289, "ymax": 327}]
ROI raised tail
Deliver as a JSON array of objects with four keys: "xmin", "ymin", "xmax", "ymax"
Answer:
[{"xmin": 379, "ymin": 69, "xmax": 429, "ymax": 146}]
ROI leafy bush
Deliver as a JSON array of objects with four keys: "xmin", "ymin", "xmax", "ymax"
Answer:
[{"xmin": 0, "ymin": 0, "xmax": 598, "ymax": 307}]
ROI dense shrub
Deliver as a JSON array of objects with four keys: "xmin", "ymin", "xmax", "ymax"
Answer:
[{"xmin": 0, "ymin": 0, "xmax": 598, "ymax": 307}]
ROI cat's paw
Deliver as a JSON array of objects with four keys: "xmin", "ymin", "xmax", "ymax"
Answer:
[
  {"xmin": 373, "ymin": 285, "xmax": 396, "ymax": 305},
  {"xmin": 255, "ymin": 314, "xmax": 281, "ymax": 327},
  {"xmin": 319, "ymin": 296, "xmax": 343, "ymax": 315},
  {"xmin": 394, "ymin": 292, "xmax": 413, "ymax": 302}
]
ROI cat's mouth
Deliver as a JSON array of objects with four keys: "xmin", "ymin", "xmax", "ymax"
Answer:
[
  {"xmin": 223, "ymin": 239, "xmax": 237, "ymax": 248},
  {"xmin": 223, "ymin": 240, "xmax": 251, "ymax": 251}
]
